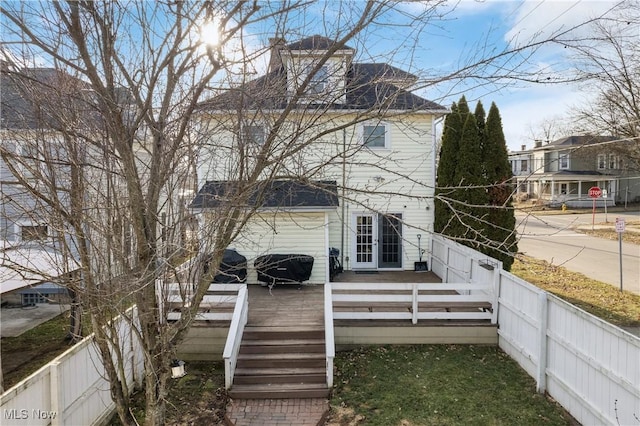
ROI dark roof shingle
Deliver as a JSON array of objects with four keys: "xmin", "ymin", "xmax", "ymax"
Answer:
[
  {"xmin": 190, "ymin": 180, "xmax": 339, "ymax": 210},
  {"xmin": 197, "ymin": 35, "xmax": 445, "ymax": 113}
]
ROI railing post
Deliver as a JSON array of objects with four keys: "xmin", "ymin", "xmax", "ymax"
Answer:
[
  {"xmin": 412, "ymin": 283, "xmax": 418, "ymax": 324},
  {"xmin": 324, "ymin": 283, "xmax": 335, "ymax": 388},
  {"xmin": 536, "ymin": 292, "xmax": 548, "ymax": 393}
]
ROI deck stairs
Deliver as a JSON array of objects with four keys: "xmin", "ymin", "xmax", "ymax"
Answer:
[{"xmin": 228, "ymin": 285, "xmax": 329, "ymax": 399}]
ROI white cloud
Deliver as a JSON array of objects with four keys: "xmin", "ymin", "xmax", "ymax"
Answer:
[
  {"xmin": 500, "ymin": 82, "xmax": 592, "ymax": 150},
  {"xmin": 504, "ymin": 1, "xmax": 620, "ymax": 48}
]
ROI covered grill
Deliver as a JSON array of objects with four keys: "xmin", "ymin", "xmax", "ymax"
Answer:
[
  {"xmin": 254, "ymin": 254, "xmax": 314, "ymax": 286},
  {"xmin": 210, "ymin": 249, "xmax": 247, "ymax": 283}
]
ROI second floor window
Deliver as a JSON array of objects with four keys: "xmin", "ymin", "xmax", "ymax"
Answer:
[
  {"xmin": 243, "ymin": 125, "xmax": 265, "ymax": 145},
  {"xmin": 521, "ymin": 160, "xmax": 528, "ymax": 172},
  {"xmin": 21, "ymin": 225, "xmax": 48, "ymax": 241},
  {"xmin": 559, "ymin": 154, "xmax": 569, "ymax": 170},
  {"xmin": 597, "ymin": 154, "xmax": 606, "ymax": 170},
  {"xmin": 363, "ymin": 124, "xmax": 389, "ymax": 149},
  {"xmin": 609, "ymin": 154, "xmax": 619, "ymax": 169}
]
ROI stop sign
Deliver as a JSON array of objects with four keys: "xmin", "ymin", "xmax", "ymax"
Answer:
[{"xmin": 588, "ymin": 186, "xmax": 602, "ymax": 198}]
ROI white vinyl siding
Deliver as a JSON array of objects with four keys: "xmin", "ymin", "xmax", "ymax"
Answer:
[
  {"xmin": 230, "ymin": 211, "xmax": 328, "ymax": 284},
  {"xmin": 198, "ymin": 112, "xmax": 437, "ymax": 272}
]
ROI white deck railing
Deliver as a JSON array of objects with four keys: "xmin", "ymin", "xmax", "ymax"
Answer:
[
  {"xmin": 158, "ymin": 282, "xmax": 243, "ymax": 321},
  {"xmin": 330, "ymin": 282, "xmax": 495, "ymax": 324},
  {"xmin": 324, "ymin": 284, "xmax": 335, "ymax": 388},
  {"xmin": 222, "ymin": 285, "xmax": 249, "ymax": 389}
]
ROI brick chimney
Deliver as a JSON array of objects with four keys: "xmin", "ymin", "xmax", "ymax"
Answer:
[{"xmin": 268, "ymin": 37, "xmax": 286, "ymax": 73}]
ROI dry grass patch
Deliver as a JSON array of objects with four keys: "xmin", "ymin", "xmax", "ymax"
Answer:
[{"xmin": 512, "ymin": 256, "xmax": 640, "ymax": 328}]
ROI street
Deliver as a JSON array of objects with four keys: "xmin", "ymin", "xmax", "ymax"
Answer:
[{"xmin": 516, "ymin": 211, "xmax": 640, "ymax": 295}]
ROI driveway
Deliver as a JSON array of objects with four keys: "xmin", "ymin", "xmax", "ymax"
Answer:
[
  {"xmin": 0, "ymin": 303, "xmax": 69, "ymax": 337},
  {"xmin": 516, "ymin": 211, "xmax": 640, "ymax": 295}
]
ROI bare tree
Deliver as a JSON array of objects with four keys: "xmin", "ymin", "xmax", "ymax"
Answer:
[
  {"xmin": 0, "ymin": 1, "xmax": 618, "ymax": 424},
  {"xmin": 567, "ymin": 2, "xmax": 640, "ymax": 167}
]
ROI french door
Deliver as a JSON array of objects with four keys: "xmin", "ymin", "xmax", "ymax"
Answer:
[{"xmin": 352, "ymin": 213, "xmax": 402, "ymax": 270}]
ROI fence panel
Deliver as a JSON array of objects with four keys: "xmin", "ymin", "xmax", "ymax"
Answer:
[
  {"xmin": 433, "ymin": 236, "xmax": 640, "ymax": 426},
  {"xmin": 1, "ymin": 308, "xmax": 143, "ymax": 426},
  {"xmin": 496, "ymin": 273, "xmax": 543, "ymax": 378},
  {"xmin": 545, "ymin": 296, "xmax": 640, "ymax": 425}
]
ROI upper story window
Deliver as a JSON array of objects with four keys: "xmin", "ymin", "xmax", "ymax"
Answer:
[
  {"xmin": 520, "ymin": 159, "xmax": 528, "ymax": 172},
  {"xmin": 243, "ymin": 124, "xmax": 265, "ymax": 145},
  {"xmin": 597, "ymin": 154, "xmax": 606, "ymax": 170},
  {"xmin": 307, "ymin": 65, "xmax": 329, "ymax": 95},
  {"xmin": 559, "ymin": 153, "xmax": 569, "ymax": 170},
  {"xmin": 21, "ymin": 225, "xmax": 48, "ymax": 241},
  {"xmin": 608, "ymin": 154, "xmax": 619, "ymax": 169},
  {"xmin": 362, "ymin": 123, "xmax": 389, "ymax": 149}
]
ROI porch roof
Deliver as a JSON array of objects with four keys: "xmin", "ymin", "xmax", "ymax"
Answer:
[
  {"xmin": 532, "ymin": 170, "xmax": 617, "ymax": 181},
  {"xmin": 190, "ymin": 179, "xmax": 339, "ymax": 210}
]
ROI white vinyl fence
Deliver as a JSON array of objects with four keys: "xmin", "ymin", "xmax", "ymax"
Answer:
[
  {"xmin": 1, "ymin": 308, "xmax": 144, "ymax": 426},
  {"xmin": 431, "ymin": 235, "xmax": 640, "ymax": 426}
]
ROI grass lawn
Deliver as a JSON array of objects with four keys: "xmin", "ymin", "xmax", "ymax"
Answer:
[
  {"xmin": 329, "ymin": 345, "xmax": 574, "ymax": 425},
  {"xmin": 1, "ymin": 312, "xmax": 73, "ymax": 390}
]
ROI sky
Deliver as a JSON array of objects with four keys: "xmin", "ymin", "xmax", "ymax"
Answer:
[
  {"xmin": 414, "ymin": 0, "xmax": 627, "ymax": 152},
  {"xmin": 392, "ymin": 0, "xmax": 628, "ymax": 152},
  {"xmin": 2, "ymin": 0, "xmax": 630, "ymax": 152},
  {"xmin": 242, "ymin": 0, "xmax": 630, "ymax": 152}
]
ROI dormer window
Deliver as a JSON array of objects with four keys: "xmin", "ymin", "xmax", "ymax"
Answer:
[{"xmin": 307, "ymin": 65, "xmax": 329, "ymax": 94}]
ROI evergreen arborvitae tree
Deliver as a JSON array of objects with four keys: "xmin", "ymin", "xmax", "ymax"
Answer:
[
  {"xmin": 453, "ymin": 112, "xmax": 488, "ymax": 246},
  {"xmin": 475, "ymin": 100, "xmax": 486, "ymax": 145},
  {"xmin": 434, "ymin": 102, "xmax": 461, "ymax": 235},
  {"xmin": 483, "ymin": 102, "xmax": 518, "ymax": 270}
]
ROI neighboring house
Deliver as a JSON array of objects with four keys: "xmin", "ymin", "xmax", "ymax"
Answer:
[
  {"xmin": 191, "ymin": 35, "xmax": 447, "ymax": 284},
  {"xmin": 509, "ymin": 136, "xmax": 640, "ymax": 208},
  {"xmin": 0, "ymin": 65, "xmax": 81, "ymax": 304}
]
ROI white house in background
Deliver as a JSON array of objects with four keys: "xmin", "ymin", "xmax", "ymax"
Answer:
[
  {"xmin": 509, "ymin": 135, "xmax": 640, "ymax": 208},
  {"xmin": 0, "ymin": 65, "xmax": 82, "ymax": 304},
  {"xmin": 191, "ymin": 35, "xmax": 448, "ymax": 284}
]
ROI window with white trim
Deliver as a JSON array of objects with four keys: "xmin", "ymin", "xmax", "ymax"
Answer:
[
  {"xmin": 560, "ymin": 183, "xmax": 568, "ymax": 194},
  {"xmin": 307, "ymin": 64, "xmax": 329, "ymax": 95},
  {"xmin": 608, "ymin": 154, "xmax": 619, "ymax": 169},
  {"xmin": 520, "ymin": 159, "xmax": 528, "ymax": 172},
  {"xmin": 362, "ymin": 123, "xmax": 389, "ymax": 149},
  {"xmin": 559, "ymin": 153, "xmax": 569, "ymax": 170},
  {"xmin": 21, "ymin": 225, "xmax": 48, "ymax": 241},
  {"xmin": 597, "ymin": 154, "xmax": 606, "ymax": 170},
  {"xmin": 243, "ymin": 124, "xmax": 265, "ymax": 145}
]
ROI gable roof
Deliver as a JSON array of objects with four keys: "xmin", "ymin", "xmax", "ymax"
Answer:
[
  {"xmin": 536, "ymin": 135, "xmax": 618, "ymax": 149},
  {"xmin": 190, "ymin": 180, "xmax": 339, "ymax": 210},
  {"xmin": 197, "ymin": 35, "xmax": 445, "ymax": 113},
  {"xmin": 1, "ymin": 67, "xmax": 91, "ymax": 130}
]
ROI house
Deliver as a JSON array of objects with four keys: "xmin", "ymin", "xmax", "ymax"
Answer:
[
  {"xmin": 191, "ymin": 35, "xmax": 448, "ymax": 284},
  {"xmin": 0, "ymin": 65, "xmax": 84, "ymax": 304},
  {"xmin": 509, "ymin": 135, "xmax": 640, "ymax": 208}
]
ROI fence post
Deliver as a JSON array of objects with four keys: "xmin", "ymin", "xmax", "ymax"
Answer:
[
  {"xmin": 50, "ymin": 361, "xmax": 61, "ymax": 426},
  {"xmin": 536, "ymin": 292, "xmax": 548, "ymax": 393},
  {"xmin": 412, "ymin": 283, "xmax": 418, "ymax": 324},
  {"xmin": 491, "ymin": 267, "xmax": 500, "ymax": 324}
]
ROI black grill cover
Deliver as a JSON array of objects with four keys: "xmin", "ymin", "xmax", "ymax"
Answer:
[
  {"xmin": 254, "ymin": 254, "xmax": 314, "ymax": 285},
  {"xmin": 212, "ymin": 249, "xmax": 247, "ymax": 283}
]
